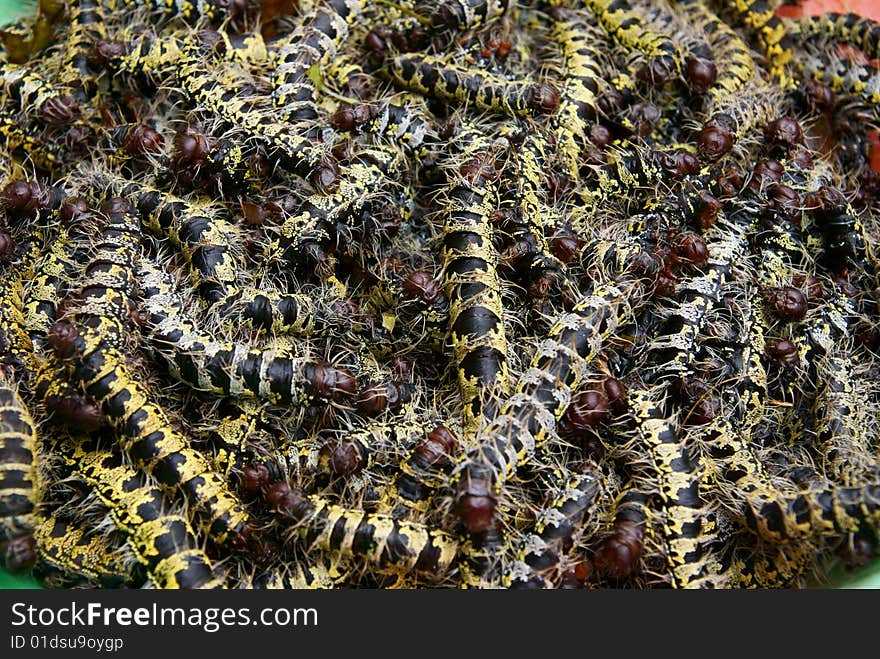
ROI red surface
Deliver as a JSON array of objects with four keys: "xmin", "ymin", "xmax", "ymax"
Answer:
[{"xmin": 777, "ymin": 1, "xmax": 880, "ymax": 19}]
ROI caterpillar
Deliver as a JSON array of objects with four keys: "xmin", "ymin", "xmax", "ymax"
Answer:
[
  {"xmin": 583, "ymin": 0, "xmax": 682, "ymax": 80},
  {"xmin": 383, "ymin": 53, "xmax": 560, "ymax": 118},
  {"xmin": 33, "ymin": 516, "xmax": 140, "ymax": 589},
  {"xmin": 439, "ymin": 121, "xmax": 510, "ymax": 433},
  {"xmin": 271, "ymin": 483, "xmax": 458, "ymax": 575},
  {"xmin": 812, "ymin": 352, "xmax": 878, "ymax": 487},
  {"xmin": 52, "ymin": 322, "xmax": 249, "ymax": 545},
  {"xmin": 0, "ymin": 380, "xmax": 38, "ymax": 548},
  {"xmin": 503, "ymin": 469, "xmax": 601, "ymax": 589},
  {"xmin": 137, "ymin": 256, "xmax": 358, "ymax": 405},
  {"xmin": 500, "ymin": 127, "xmax": 563, "ymax": 312},
  {"xmin": 626, "ymin": 385, "xmax": 724, "ymax": 589},
  {"xmin": 452, "ymin": 282, "xmax": 632, "ymax": 535},
  {"xmin": 63, "ymin": 444, "xmax": 225, "ymax": 589}
]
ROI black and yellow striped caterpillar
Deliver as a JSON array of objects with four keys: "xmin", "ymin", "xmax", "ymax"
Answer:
[
  {"xmin": 0, "ymin": 381, "xmax": 38, "ymax": 549},
  {"xmin": 137, "ymin": 256, "xmax": 358, "ymax": 405},
  {"xmin": 272, "ymin": 483, "xmax": 458, "ymax": 576},
  {"xmin": 54, "ymin": 323, "xmax": 249, "ymax": 545}
]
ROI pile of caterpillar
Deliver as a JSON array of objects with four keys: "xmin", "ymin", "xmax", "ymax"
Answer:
[{"xmin": 1, "ymin": 0, "xmax": 880, "ymax": 589}]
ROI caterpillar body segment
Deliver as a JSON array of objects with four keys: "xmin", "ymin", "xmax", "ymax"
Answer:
[
  {"xmin": 788, "ymin": 12, "xmax": 880, "ymax": 62},
  {"xmin": 22, "ymin": 228, "xmax": 79, "ymax": 341},
  {"xmin": 0, "ymin": 381, "xmax": 38, "ymax": 543},
  {"xmin": 65, "ymin": 446, "xmax": 224, "ymax": 589},
  {"xmin": 125, "ymin": 182, "xmax": 242, "ymax": 305},
  {"xmin": 361, "ymin": 96, "xmax": 434, "ymax": 162},
  {"xmin": 272, "ymin": 0, "xmax": 364, "ymax": 123},
  {"xmin": 110, "ymin": 27, "xmax": 271, "ymax": 80},
  {"xmin": 504, "ymin": 470, "xmax": 601, "ymax": 588},
  {"xmin": 812, "ymin": 353, "xmax": 877, "ymax": 487},
  {"xmin": 583, "ymin": 0, "xmax": 682, "ymax": 79},
  {"xmin": 0, "ymin": 268, "xmax": 34, "ymax": 376},
  {"xmin": 426, "ymin": 0, "xmax": 511, "ymax": 32},
  {"xmin": 34, "ymin": 517, "xmax": 138, "ymax": 588},
  {"xmin": 110, "ymin": 30, "xmax": 183, "ymax": 78},
  {"xmin": 628, "ymin": 387, "xmax": 724, "ymax": 589},
  {"xmin": 137, "ymin": 257, "xmax": 355, "ymax": 404},
  {"xmin": 549, "ymin": 7, "xmax": 606, "ymax": 181},
  {"xmin": 718, "ymin": 0, "xmax": 793, "ymax": 85},
  {"xmin": 0, "ymin": 111, "xmax": 63, "ymax": 169},
  {"xmin": 742, "ymin": 476, "xmax": 880, "ymax": 541},
  {"xmin": 61, "ymin": 0, "xmax": 105, "ymax": 94},
  {"xmin": 277, "ymin": 488, "xmax": 458, "ymax": 576},
  {"xmin": 729, "ymin": 540, "xmax": 815, "ymax": 588},
  {"xmin": 62, "ymin": 324, "xmax": 248, "ymax": 544},
  {"xmin": 113, "ymin": 0, "xmax": 234, "ymax": 23},
  {"xmin": 234, "ymin": 289, "xmax": 325, "ymax": 337},
  {"xmin": 276, "ymin": 144, "xmax": 409, "ymax": 255},
  {"xmin": 440, "ymin": 123, "xmax": 510, "ymax": 433},
  {"xmin": 74, "ymin": 196, "xmax": 141, "ymax": 347},
  {"xmin": 383, "ymin": 53, "xmax": 560, "ymax": 118},
  {"xmin": 232, "ymin": 555, "xmax": 352, "ymax": 590}
]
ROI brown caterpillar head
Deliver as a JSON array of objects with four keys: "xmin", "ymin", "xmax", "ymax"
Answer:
[
  {"xmin": 39, "ymin": 94, "xmax": 79, "ymax": 126},
  {"xmin": 593, "ymin": 521, "xmax": 644, "ymax": 579},
  {"xmin": 686, "ymin": 57, "xmax": 717, "ymax": 94},
  {"xmin": 763, "ymin": 287, "xmax": 807, "ymax": 322},
  {"xmin": 527, "ymin": 82, "xmax": 560, "ymax": 114},
  {"xmin": 697, "ymin": 119, "xmax": 734, "ymax": 161},
  {"xmin": 118, "ymin": 123, "xmax": 165, "ymax": 157},
  {"xmin": 765, "ymin": 338, "xmax": 799, "ymax": 367},
  {"xmin": 239, "ymin": 463, "xmax": 271, "ymax": 494},
  {"xmin": 319, "ymin": 439, "xmax": 363, "ymax": 477},
  {"xmin": 2, "ymin": 534, "xmax": 36, "ymax": 572},
  {"xmin": 47, "ymin": 321, "xmax": 79, "ymax": 359}
]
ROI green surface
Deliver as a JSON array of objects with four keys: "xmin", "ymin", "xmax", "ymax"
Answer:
[
  {"xmin": 0, "ymin": 0, "xmax": 878, "ymax": 591},
  {"xmin": 0, "ymin": 0, "xmax": 33, "ymax": 23}
]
